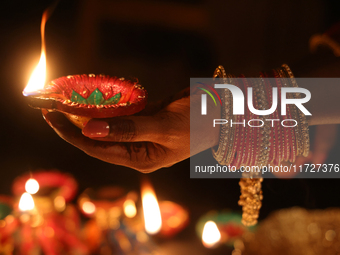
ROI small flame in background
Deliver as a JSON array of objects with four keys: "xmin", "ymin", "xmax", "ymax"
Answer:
[
  {"xmin": 19, "ymin": 192, "xmax": 35, "ymax": 211},
  {"xmin": 123, "ymin": 199, "xmax": 137, "ymax": 218},
  {"xmin": 82, "ymin": 201, "xmax": 96, "ymax": 215},
  {"xmin": 25, "ymin": 178, "xmax": 40, "ymax": 194},
  {"xmin": 202, "ymin": 221, "xmax": 221, "ymax": 248},
  {"xmin": 23, "ymin": 7, "xmax": 53, "ymax": 95},
  {"xmin": 141, "ymin": 180, "xmax": 162, "ymax": 235}
]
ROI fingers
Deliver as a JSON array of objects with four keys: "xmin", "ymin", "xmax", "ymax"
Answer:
[
  {"xmin": 82, "ymin": 116, "xmax": 164, "ymax": 142},
  {"xmin": 42, "ymin": 110, "xmax": 103, "ymax": 151},
  {"xmin": 42, "ymin": 111, "xmax": 168, "ymax": 172},
  {"xmin": 42, "ymin": 111, "xmax": 130, "ymax": 164}
]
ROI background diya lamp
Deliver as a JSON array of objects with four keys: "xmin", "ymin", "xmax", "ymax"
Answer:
[
  {"xmin": 197, "ymin": 210, "xmax": 253, "ymax": 249},
  {"xmin": 141, "ymin": 179, "xmax": 189, "ymax": 238},
  {"xmin": 0, "ymin": 196, "xmax": 17, "ymax": 255},
  {"xmin": 79, "ymin": 187, "xmax": 157, "ymax": 255},
  {"xmin": 12, "ymin": 171, "xmax": 88, "ymax": 255}
]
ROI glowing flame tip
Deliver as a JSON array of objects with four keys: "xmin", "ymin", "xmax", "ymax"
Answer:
[
  {"xmin": 19, "ymin": 192, "xmax": 35, "ymax": 212},
  {"xmin": 202, "ymin": 221, "xmax": 221, "ymax": 248},
  {"xmin": 142, "ymin": 181, "xmax": 162, "ymax": 235}
]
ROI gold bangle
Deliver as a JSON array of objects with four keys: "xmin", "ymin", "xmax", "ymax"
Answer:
[
  {"xmin": 277, "ymin": 68, "xmax": 298, "ymax": 162},
  {"xmin": 212, "ymin": 66, "xmax": 233, "ymax": 164},
  {"xmin": 279, "ymin": 67, "xmax": 302, "ymax": 159},
  {"xmin": 281, "ymin": 64, "xmax": 310, "ymax": 157},
  {"xmin": 256, "ymin": 78, "xmax": 271, "ymax": 168},
  {"xmin": 223, "ymin": 74, "xmax": 237, "ymax": 166}
]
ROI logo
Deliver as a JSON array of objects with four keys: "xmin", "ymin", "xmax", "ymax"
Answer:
[
  {"xmin": 197, "ymin": 82, "xmax": 222, "ymax": 115},
  {"xmin": 201, "ymin": 84, "xmax": 311, "ymax": 116},
  {"xmin": 199, "ymin": 83, "xmax": 312, "ymax": 128}
]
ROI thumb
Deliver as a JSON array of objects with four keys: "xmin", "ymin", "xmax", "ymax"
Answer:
[{"xmin": 82, "ymin": 116, "xmax": 164, "ymax": 142}]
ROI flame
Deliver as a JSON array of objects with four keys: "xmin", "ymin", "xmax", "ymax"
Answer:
[
  {"xmin": 54, "ymin": 196, "xmax": 66, "ymax": 212},
  {"xmin": 25, "ymin": 178, "xmax": 40, "ymax": 194},
  {"xmin": 141, "ymin": 180, "xmax": 162, "ymax": 235},
  {"xmin": 19, "ymin": 192, "xmax": 35, "ymax": 211},
  {"xmin": 82, "ymin": 201, "xmax": 96, "ymax": 215},
  {"xmin": 123, "ymin": 199, "xmax": 137, "ymax": 218},
  {"xmin": 202, "ymin": 221, "xmax": 221, "ymax": 248},
  {"xmin": 23, "ymin": 10, "xmax": 50, "ymax": 95}
]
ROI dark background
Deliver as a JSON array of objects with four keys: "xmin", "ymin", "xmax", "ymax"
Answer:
[{"xmin": 0, "ymin": 0, "xmax": 340, "ymax": 252}]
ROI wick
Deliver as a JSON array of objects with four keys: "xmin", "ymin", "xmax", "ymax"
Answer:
[{"xmin": 23, "ymin": 89, "xmax": 49, "ymax": 97}]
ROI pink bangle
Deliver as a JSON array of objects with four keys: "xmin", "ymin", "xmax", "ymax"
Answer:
[
  {"xmin": 248, "ymin": 78, "xmax": 260, "ymax": 167},
  {"xmin": 231, "ymin": 78, "xmax": 245, "ymax": 169},
  {"xmin": 268, "ymin": 70, "xmax": 282, "ymax": 165},
  {"xmin": 240, "ymin": 75, "xmax": 253, "ymax": 167},
  {"xmin": 261, "ymin": 72, "xmax": 275, "ymax": 165}
]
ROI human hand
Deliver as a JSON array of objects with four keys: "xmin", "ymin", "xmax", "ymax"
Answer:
[{"xmin": 42, "ymin": 88, "xmax": 221, "ymax": 173}]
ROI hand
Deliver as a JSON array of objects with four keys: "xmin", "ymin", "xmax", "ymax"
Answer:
[{"xmin": 42, "ymin": 88, "xmax": 220, "ymax": 173}]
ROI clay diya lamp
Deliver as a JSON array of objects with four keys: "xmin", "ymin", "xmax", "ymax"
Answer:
[{"xmin": 23, "ymin": 74, "xmax": 147, "ymax": 129}]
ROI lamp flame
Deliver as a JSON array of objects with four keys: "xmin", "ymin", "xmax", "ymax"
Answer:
[
  {"xmin": 23, "ymin": 10, "xmax": 50, "ymax": 95},
  {"xmin": 82, "ymin": 201, "xmax": 96, "ymax": 215},
  {"xmin": 141, "ymin": 180, "xmax": 162, "ymax": 235},
  {"xmin": 202, "ymin": 221, "xmax": 221, "ymax": 248},
  {"xmin": 123, "ymin": 199, "xmax": 137, "ymax": 218},
  {"xmin": 25, "ymin": 178, "xmax": 40, "ymax": 194},
  {"xmin": 19, "ymin": 192, "xmax": 35, "ymax": 212}
]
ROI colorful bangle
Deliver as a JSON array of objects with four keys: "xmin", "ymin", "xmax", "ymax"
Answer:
[
  {"xmin": 211, "ymin": 66, "xmax": 229, "ymax": 164},
  {"xmin": 211, "ymin": 64, "xmax": 310, "ymax": 227},
  {"xmin": 281, "ymin": 64, "xmax": 310, "ymax": 157},
  {"xmin": 277, "ymin": 68, "xmax": 295, "ymax": 162}
]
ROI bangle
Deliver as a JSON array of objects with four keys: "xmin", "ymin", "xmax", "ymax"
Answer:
[
  {"xmin": 210, "ymin": 64, "xmax": 310, "ymax": 227},
  {"xmin": 232, "ymin": 78, "xmax": 248, "ymax": 169},
  {"xmin": 261, "ymin": 73, "xmax": 276, "ymax": 165},
  {"xmin": 211, "ymin": 66, "xmax": 229, "ymax": 164},
  {"xmin": 222, "ymin": 75, "xmax": 237, "ymax": 166},
  {"xmin": 280, "ymin": 67, "xmax": 302, "ymax": 158},
  {"xmin": 272, "ymin": 69, "xmax": 289, "ymax": 162},
  {"xmin": 277, "ymin": 68, "xmax": 297, "ymax": 163},
  {"xmin": 257, "ymin": 78, "xmax": 271, "ymax": 167},
  {"xmin": 281, "ymin": 64, "xmax": 310, "ymax": 157},
  {"xmin": 241, "ymin": 76, "xmax": 255, "ymax": 167}
]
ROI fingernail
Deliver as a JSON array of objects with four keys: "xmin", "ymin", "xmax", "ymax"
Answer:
[{"xmin": 82, "ymin": 120, "xmax": 110, "ymax": 137}]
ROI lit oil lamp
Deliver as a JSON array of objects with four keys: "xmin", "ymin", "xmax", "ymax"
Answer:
[
  {"xmin": 141, "ymin": 179, "xmax": 189, "ymax": 238},
  {"xmin": 0, "ymin": 196, "xmax": 17, "ymax": 255},
  {"xmin": 197, "ymin": 210, "xmax": 252, "ymax": 249},
  {"xmin": 13, "ymin": 171, "xmax": 88, "ymax": 255},
  {"xmin": 202, "ymin": 221, "xmax": 221, "ymax": 248},
  {"xmin": 23, "ymin": 9, "xmax": 147, "ymax": 129},
  {"xmin": 79, "ymin": 187, "xmax": 157, "ymax": 255},
  {"xmin": 13, "ymin": 171, "xmax": 78, "ymax": 204}
]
